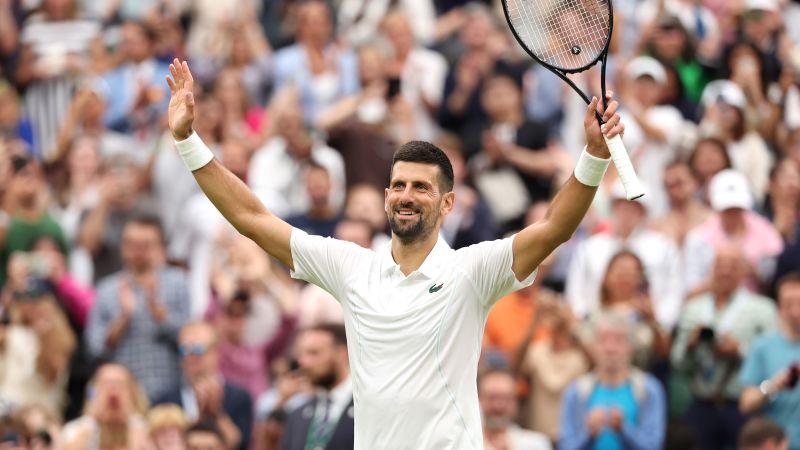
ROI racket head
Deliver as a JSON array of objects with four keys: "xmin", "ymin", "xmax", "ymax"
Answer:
[{"xmin": 502, "ymin": 0, "xmax": 613, "ymax": 73}]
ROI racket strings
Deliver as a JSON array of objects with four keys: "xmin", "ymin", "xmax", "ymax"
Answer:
[{"xmin": 507, "ymin": 0, "xmax": 610, "ymax": 71}]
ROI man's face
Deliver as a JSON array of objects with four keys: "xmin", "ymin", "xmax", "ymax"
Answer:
[
  {"xmin": 120, "ymin": 223, "xmax": 162, "ymax": 273},
  {"xmin": 595, "ymin": 325, "xmax": 632, "ymax": 371},
  {"xmin": 306, "ymin": 167, "xmax": 331, "ymax": 207},
  {"xmin": 94, "ymin": 365, "xmax": 134, "ymax": 425},
  {"xmin": 778, "ymin": 281, "xmax": 800, "ymax": 336},
  {"xmin": 296, "ymin": 330, "xmax": 340, "ymax": 390},
  {"xmin": 385, "ymin": 161, "xmax": 449, "ymax": 244},
  {"xmin": 120, "ymin": 22, "xmax": 151, "ymax": 63},
  {"xmin": 712, "ymin": 246, "xmax": 745, "ymax": 292},
  {"xmin": 478, "ymin": 373, "xmax": 516, "ymax": 430},
  {"xmin": 611, "ymin": 200, "xmax": 645, "ymax": 235},
  {"xmin": 297, "ymin": 2, "xmax": 332, "ymax": 46},
  {"xmin": 335, "ymin": 220, "xmax": 373, "ymax": 249},
  {"xmin": 384, "ymin": 15, "xmax": 414, "ymax": 56},
  {"xmin": 664, "ymin": 164, "xmax": 697, "ymax": 206},
  {"xmin": 179, "ymin": 325, "xmax": 219, "ymax": 380},
  {"xmin": 186, "ymin": 431, "xmax": 225, "ymax": 450},
  {"xmin": 481, "ymin": 77, "xmax": 521, "ymax": 121}
]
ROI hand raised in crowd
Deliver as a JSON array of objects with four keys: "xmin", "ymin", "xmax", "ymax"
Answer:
[{"xmin": 140, "ymin": 272, "xmax": 167, "ymax": 323}]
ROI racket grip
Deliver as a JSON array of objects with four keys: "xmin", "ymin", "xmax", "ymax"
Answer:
[{"xmin": 603, "ymin": 134, "xmax": 645, "ymax": 200}]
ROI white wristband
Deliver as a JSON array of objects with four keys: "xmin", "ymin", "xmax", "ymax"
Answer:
[
  {"xmin": 174, "ymin": 131, "xmax": 214, "ymax": 172},
  {"xmin": 574, "ymin": 146, "xmax": 611, "ymax": 187}
]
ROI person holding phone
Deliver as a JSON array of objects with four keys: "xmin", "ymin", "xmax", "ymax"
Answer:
[{"xmin": 740, "ymin": 272, "xmax": 800, "ymax": 450}]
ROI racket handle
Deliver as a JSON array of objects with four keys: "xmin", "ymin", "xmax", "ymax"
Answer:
[{"xmin": 603, "ymin": 134, "xmax": 645, "ymax": 200}]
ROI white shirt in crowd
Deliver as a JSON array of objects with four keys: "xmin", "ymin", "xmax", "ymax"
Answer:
[
  {"xmin": 484, "ymin": 425, "xmax": 553, "ymax": 450},
  {"xmin": 565, "ymin": 228, "xmax": 684, "ymax": 329},
  {"xmin": 290, "ymin": 229, "xmax": 535, "ymax": 450},
  {"xmin": 248, "ymin": 136, "xmax": 346, "ymax": 219},
  {"xmin": 400, "ymin": 48, "xmax": 448, "ymax": 142}
]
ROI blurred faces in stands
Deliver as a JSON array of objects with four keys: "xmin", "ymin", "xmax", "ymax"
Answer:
[
  {"xmin": 119, "ymin": 21, "xmax": 154, "ymax": 64},
  {"xmin": 179, "ymin": 322, "xmax": 221, "ymax": 382},
  {"xmin": 478, "ymin": 370, "xmax": 518, "ymax": 431},
  {"xmin": 120, "ymin": 218, "xmax": 164, "ymax": 275},
  {"xmin": 593, "ymin": 314, "xmax": 634, "ymax": 373},
  {"xmin": 664, "ymin": 162, "xmax": 701, "ymax": 208},
  {"xmin": 295, "ymin": 326, "xmax": 348, "ymax": 390},
  {"xmin": 296, "ymin": 1, "xmax": 332, "ymax": 48},
  {"xmin": 345, "ymin": 184, "xmax": 387, "ymax": 235}
]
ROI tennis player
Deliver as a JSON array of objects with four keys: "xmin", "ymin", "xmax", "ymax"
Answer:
[{"xmin": 166, "ymin": 59, "xmax": 623, "ymax": 449}]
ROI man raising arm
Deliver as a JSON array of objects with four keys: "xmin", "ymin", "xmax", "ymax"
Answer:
[{"xmin": 165, "ymin": 59, "xmax": 294, "ymax": 269}]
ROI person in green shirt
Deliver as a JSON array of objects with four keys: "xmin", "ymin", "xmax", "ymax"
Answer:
[
  {"xmin": 0, "ymin": 155, "xmax": 67, "ymax": 285},
  {"xmin": 672, "ymin": 244, "xmax": 778, "ymax": 450}
]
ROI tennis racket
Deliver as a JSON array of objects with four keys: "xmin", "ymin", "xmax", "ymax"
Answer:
[{"xmin": 502, "ymin": 0, "xmax": 645, "ymax": 200}]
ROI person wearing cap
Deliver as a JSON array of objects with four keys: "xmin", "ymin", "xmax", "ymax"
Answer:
[
  {"xmin": 683, "ymin": 169, "xmax": 783, "ymax": 295},
  {"xmin": 619, "ymin": 55, "xmax": 686, "ymax": 218},
  {"xmin": 672, "ymin": 244, "xmax": 777, "ymax": 450},
  {"xmin": 698, "ymin": 79, "xmax": 773, "ymax": 203},
  {"xmin": 566, "ymin": 183, "xmax": 683, "ymax": 330}
]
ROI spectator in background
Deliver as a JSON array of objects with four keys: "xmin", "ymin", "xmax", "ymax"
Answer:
[
  {"xmin": 641, "ymin": 14, "xmax": 712, "ymax": 105},
  {"xmin": 271, "ymin": 0, "xmax": 359, "ymax": 123},
  {"xmin": 763, "ymin": 158, "xmax": 800, "ymax": 243},
  {"xmin": 511, "ymin": 298, "xmax": 591, "ymax": 442},
  {"xmin": 566, "ymin": 186, "xmax": 683, "ymax": 330},
  {"xmin": 559, "ymin": 312, "xmax": 666, "ymax": 450},
  {"xmin": 52, "ymin": 84, "xmax": 137, "ymax": 164},
  {"xmin": 157, "ymin": 321, "xmax": 252, "ymax": 450},
  {"xmin": 343, "ymin": 184, "xmax": 390, "ymax": 249},
  {"xmin": 688, "ymin": 136, "xmax": 734, "ymax": 204},
  {"xmin": 736, "ymin": 0, "xmax": 783, "ymax": 84},
  {"xmin": 738, "ymin": 418, "xmax": 790, "ymax": 450},
  {"xmin": 0, "ymin": 155, "xmax": 67, "ymax": 285},
  {"xmin": 147, "ymin": 404, "xmax": 188, "ymax": 450},
  {"xmin": 672, "ymin": 245, "xmax": 777, "ymax": 450},
  {"xmin": 479, "ymin": 369, "xmax": 552, "ymax": 450},
  {"xmin": 85, "ymin": 215, "xmax": 189, "ymax": 401},
  {"xmin": 281, "ymin": 324, "xmax": 353, "ymax": 450},
  {"xmin": 698, "ymin": 80, "xmax": 773, "ymax": 203},
  {"xmin": 438, "ymin": 136, "xmax": 496, "ymax": 249},
  {"xmin": 14, "ymin": 0, "xmax": 102, "ymax": 159},
  {"xmin": 78, "ymin": 154, "xmax": 156, "ymax": 282},
  {"xmin": 683, "ymin": 169, "xmax": 783, "ymax": 295},
  {"xmin": 61, "ymin": 363, "xmax": 152, "ymax": 450},
  {"xmin": 438, "ymin": 3, "xmax": 515, "ymax": 139},
  {"xmin": 583, "ymin": 250, "xmax": 672, "ymax": 370},
  {"xmin": 249, "ymin": 89, "xmax": 346, "ymax": 218},
  {"xmin": 0, "ymin": 277, "xmax": 75, "ymax": 418},
  {"xmin": 382, "ymin": 11, "xmax": 447, "ymax": 142},
  {"xmin": 739, "ymin": 273, "xmax": 800, "ymax": 450},
  {"xmin": 102, "ymin": 21, "xmax": 170, "ymax": 135},
  {"xmin": 286, "ymin": 164, "xmax": 342, "ymax": 238},
  {"xmin": 653, "ymin": 161, "xmax": 712, "ymax": 248},
  {"xmin": 618, "ymin": 56, "xmax": 686, "ymax": 217},
  {"xmin": 211, "ymin": 68, "xmax": 266, "ymax": 150},
  {"xmin": 0, "ymin": 78, "xmax": 33, "ymax": 147},
  {"xmin": 468, "ymin": 73, "xmax": 563, "ymax": 230}
]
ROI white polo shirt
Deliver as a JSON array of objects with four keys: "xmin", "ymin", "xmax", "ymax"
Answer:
[{"xmin": 290, "ymin": 229, "xmax": 536, "ymax": 450}]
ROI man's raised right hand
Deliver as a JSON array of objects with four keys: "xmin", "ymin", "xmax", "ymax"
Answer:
[{"xmin": 166, "ymin": 58, "xmax": 195, "ymax": 141}]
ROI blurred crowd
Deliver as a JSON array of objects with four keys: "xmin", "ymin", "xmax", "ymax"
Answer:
[{"xmin": 0, "ymin": 0, "xmax": 800, "ymax": 449}]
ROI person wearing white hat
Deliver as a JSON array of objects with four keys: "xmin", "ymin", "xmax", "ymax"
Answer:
[
  {"xmin": 698, "ymin": 80, "xmax": 773, "ymax": 204},
  {"xmin": 618, "ymin": 56, "xmax": 686, "ymax": 218},
  {"xmin": 683, "ymin": 169, "xmax": 784, "ymax": 295}
]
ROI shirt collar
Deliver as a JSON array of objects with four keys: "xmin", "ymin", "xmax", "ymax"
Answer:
[
  {"xmin": 380, "ymin": 234, "xmax": 451, "ymax": 279},
  {"xmin": 318, "ymin": 376, "xmax": 353, "ymax": 405}
]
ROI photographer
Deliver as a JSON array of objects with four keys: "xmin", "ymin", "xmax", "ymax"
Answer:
[
  {"xmin": 671, "ymin": 245, "xmax": 777, "ymax": 450},
  {"xmin": 740, "ymin": 272, "xmax": 800, "ymax": 450}
]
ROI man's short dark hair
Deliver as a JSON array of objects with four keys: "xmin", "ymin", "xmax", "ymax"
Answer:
[
  {"xmin": 304, "ymin": 323, "xmax": 347, "ymax": 347},
  {"xmin": 738, "ymin": 418, "xmax": 786, "ymax": 449},
  {"xmin": 391, "ymin": 141, "xmax": 454, "ymax": 193},
  {"xmin": 124, "ymin": 212, "xmax": 165, "ymax": 244},
  {"xmin": 186, "ymin": 419, "xmax": 226, "ymax": 444}
]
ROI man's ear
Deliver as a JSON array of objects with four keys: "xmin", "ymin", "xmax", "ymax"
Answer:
[{"xmin": 441, "ymin": 191, "xmax": 456, "ymax": 216}]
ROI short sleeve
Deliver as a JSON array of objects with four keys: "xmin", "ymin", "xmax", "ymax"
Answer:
[
  {"xmin": 289, "ymin": 228, "xmax": 372, "ymax": 302},
  {"xmin": 456, "ymin": 236, "xmax": 536, "ymax": 308},
  {"xmin": 739, "ymin": 336, "xmax": 768, "ymax": 387}
]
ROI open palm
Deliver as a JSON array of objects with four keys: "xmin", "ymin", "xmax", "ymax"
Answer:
[{"xmin": 166, "ymin": 58, "xmax": 195, "ymax": 140}]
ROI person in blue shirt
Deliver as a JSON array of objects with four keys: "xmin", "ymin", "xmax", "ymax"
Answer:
[
  {"xmin": 559, "ymin": 312, "xmax": 666, "ymax": 450},
  {"xmin": 740, "ymin": 272, "xmax": 800, "ymax": 450}
]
